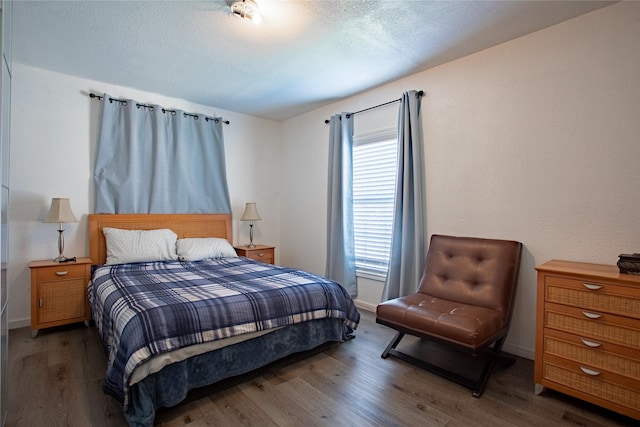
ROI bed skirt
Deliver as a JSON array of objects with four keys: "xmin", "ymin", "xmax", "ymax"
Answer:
[{"xmin": 124, "ymin": 318, "xmax": 352, "ymax": 426}]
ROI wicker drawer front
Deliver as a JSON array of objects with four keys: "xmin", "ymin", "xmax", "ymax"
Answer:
[
  {"xmin": 545, "ymin": 308, "xmax": 640, "ymax": 349},
  {"xmin": 542, "ymin": 360, "xmax": 639, "ymax": 413},
  {"xmin": 543, "ymin": 332, "xmax": 640, "ymax": 380},
  {"xmin": 37, "ymin": 278, "xmax": 87, "ymax": 323},
  {"xmin": 546, "ymin": 276, "xmax": 640, "ymax": 319},
  {"xmin": 36, "ymin": 264, "xmax": 89, "ymax": 282}
]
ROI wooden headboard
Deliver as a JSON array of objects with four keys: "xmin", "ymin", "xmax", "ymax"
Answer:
[{"xmin": 88, "ymin": 213, "xmax": 233, "ymax": 265}]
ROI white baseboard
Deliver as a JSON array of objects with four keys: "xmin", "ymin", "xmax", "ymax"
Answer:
[
  {"xmin": 354, "ymin": 299, "xmax": 377, "ymax": 313},
  {"xmin": 9, "ymin": 317, "xmax": 30, "ymax": 330},
  {"xmin": 502, "ymin": 341, "xmax": 534, "ymax": 360}
]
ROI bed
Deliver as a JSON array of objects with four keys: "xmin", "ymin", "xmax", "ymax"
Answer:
[{"xmin": 87, "ymin": 213, "xmax": 360, "ymax": 426}]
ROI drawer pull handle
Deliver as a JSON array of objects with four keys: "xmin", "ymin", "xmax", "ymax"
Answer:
[
  {"xmin": 582, "ymin": 311, "xmax": 602, "ymax": 319},
  {"xmin": 257, "ymin": 253, "xmax": 264, "ymax": 257},
  {"xmin": 39, "ymin": 298, "xmax": 43, "ymax": 308},
  {"xmin": 55, "ymin": 271, "xmax": 69, "ymax": 276},
  {"xmin": 582, "ymin": 283, "xmax": 602, "ymax": 291},
  {"xmin": 579, "ymin": 366, "xmax": 601, "ymax": 376},
  {"xmin": 580, "ymin": 338, "xmax": 602, "ymax": 348}
]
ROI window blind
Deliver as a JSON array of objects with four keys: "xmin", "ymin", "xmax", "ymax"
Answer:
[{"xmin": 353, "ymin": 134, "xmax": 398, "ymax": 276}]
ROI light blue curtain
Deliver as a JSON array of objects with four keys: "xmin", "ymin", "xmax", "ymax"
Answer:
[
  {"xmin": 326, "ymin": 113, "xmax": 357, "ymax": 297},
  {"xmin": 94, "ymin": 94, "xmax": 231, "ymax": 214},
  {"xmin": 382, "ymin": 90, "xmax": 426, "ymax": 300}
]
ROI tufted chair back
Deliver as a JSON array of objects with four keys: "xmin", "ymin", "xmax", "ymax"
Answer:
[{"xmin": 418, "ymin": 235, "xmax": 522, "ymax": 319}]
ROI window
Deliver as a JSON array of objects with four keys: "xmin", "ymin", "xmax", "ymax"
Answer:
[{"xmin": 353, "ymin": 129, "xmax": 398, "ymax": 278}]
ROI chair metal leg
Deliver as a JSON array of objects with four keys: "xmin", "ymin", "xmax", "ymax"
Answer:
[
  {"xmin": 472, "ymin": 359, "xmax": 496, "ymax": 397},
  {"xmin": 380, "ymin": 332, "xmax": 515, "ymax": 398},
  {"xmin": 472, "ymin": 337, "xmax": 515, "ymax": 397},
  {"xmin": 381, "ymin": 332, "xmax": 405, "ymax": 358}
]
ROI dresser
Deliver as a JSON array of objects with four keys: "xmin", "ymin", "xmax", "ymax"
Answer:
[
  {"xmin": 535, "ymin": 260, "xmax": 640, "ymax": 419},
  {"xmin": 29, "ymin": 257, "xmax": 92, "ymax": 337},
  {"xmin": 234, "ymin": 244, "xmax": 275, "ymax": 264}
]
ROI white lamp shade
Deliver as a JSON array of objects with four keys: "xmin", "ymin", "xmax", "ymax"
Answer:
[
  {"xmin": 240, "ymin": 202, "xmax": 261, "ymax": 221},
  {"xmin": 44, "ymin": 198, "xmax": 78, "ymax": 223}
]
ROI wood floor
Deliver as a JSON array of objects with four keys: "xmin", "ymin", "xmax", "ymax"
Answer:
[{"xmin": 7, "ymin": 310, "xmax": 636, "ymax": 426}]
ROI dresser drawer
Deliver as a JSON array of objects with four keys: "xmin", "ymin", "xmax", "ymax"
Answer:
[
  {"xmin": 34, "ymin": 264, "xmax": 89, "ymax": 282},
  {"xmin": 543, "ymin": 329, "xmax": 640, "ymax": 381},
  {"xmin": 544, "ymin": 303, "xmax": 640, "ymax": 349},
  {"xmin": 542, "ymin": 355, "xmax": 640, "ymax": 415},
  {"xmin": 545, "ymin": 276, "xmax": 640, "ymax": 320}
]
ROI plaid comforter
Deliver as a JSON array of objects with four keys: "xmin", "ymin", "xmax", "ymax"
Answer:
[{"xmin": 89, "ymin": 257, "xmax": 360, "ymax": 408}]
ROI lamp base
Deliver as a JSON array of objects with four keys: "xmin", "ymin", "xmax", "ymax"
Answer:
[
  {"xmin": 246, "ymin": 222, "xmax": 256, "ymax": 248},
  {"xmin": 53, "ymin": 255, "xmax": 74, "ymax": 263},
  {"xmin": 54, "ymin": 227, "xmax": 69, "ymax": 263}
]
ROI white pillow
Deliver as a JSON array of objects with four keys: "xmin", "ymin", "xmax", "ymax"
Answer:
[
  {"xmin": 176, "ymin": 237, "xmax": 237, "ymax": 261},
  {"xmin": 103, "ymin": 227, "xmax": 178, "ymax": 265}
]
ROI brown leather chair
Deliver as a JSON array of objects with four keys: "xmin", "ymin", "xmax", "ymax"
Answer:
[{"xmin": 376, "ymin": 234, "xmax": 522, "ymax": 397}]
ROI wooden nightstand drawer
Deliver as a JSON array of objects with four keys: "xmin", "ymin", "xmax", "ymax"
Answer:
[
  {"xmin": 30, "ymin": 257, "xmax": 92, "ymax": 337},
  {"xmin": 234, "ymin": 245, "xmax": 275, "ymax": 264},
  {"xmin": 247, "ymin": 249, "xmax": 274, "ymax": 264},
  {"xmin": 31, "ymin": 263, "xmax": 88, "ymax": 283}
]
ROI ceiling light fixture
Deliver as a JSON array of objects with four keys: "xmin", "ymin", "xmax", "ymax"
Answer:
[{"xmin": 231, "ymin": 0, "xmax": 262, "ymax": 24}]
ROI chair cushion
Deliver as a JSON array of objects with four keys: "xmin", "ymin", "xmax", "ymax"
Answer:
[{"xmin": 377, "ymin": 292, "xmax": 506, "ymax": 349}]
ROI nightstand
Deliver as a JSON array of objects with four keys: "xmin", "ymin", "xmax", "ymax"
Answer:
[
  {"xmin": 234, "ymin": 244, "xmax": 275, "ymax": 264},
  {"xmin": 29, "ymin": 257, "xmax": 92, "ymax": 337}
]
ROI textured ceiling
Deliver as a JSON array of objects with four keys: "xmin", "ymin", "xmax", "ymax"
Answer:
[{"xmin": 12, "ymin": 1, "xmax": 615, "ymax": 121}]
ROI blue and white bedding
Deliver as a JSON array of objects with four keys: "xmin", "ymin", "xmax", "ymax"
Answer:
[{"xmin": 89, "ymin": 256, "xmax": 360, "ymax": 409}]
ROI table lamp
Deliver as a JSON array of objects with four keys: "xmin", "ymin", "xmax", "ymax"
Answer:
[
  {"xmin": 44, "ymin": 198, "xmax": 78, "ymax": 262},
  {"xmin": 240, "ymin": 202, "xmax": 261, "ymax": 248}
]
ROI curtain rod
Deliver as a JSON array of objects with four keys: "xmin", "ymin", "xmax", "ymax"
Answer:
[
  {"xmin": 88, "ymin": 93, "xmax": 230, "ymax": 125},
  {"xmin": 323, "ymin": 90, "xmax": 423, "ymax": 124}
]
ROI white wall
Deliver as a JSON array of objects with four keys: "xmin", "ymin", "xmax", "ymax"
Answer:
[
  {"xmin": 8, "ymin": 2, "xmax": 639, "ymax": 359},
  {"xmin": 279, "ymin": 2, "xmax": 640, "ymax": 359},
  {"xmin": 8, "ymin": 64, "xmax": 282, "ymax": 328}
]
